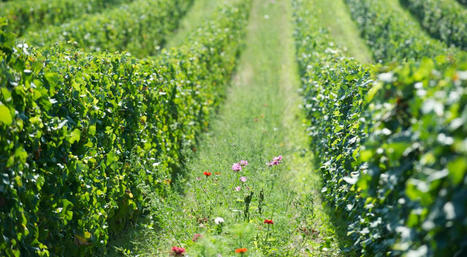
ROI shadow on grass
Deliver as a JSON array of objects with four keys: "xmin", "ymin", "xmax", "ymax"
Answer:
[
  {"xmin": 105, "ymin": 216, "xmax": 152, "ymax": 257},
  {"xmin": 310, "ymin": 158, "xmax": 360, "ymax": 257}
]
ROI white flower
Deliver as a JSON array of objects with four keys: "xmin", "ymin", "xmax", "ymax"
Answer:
[
  {"xmin": 378, "ymin": 72, "xmax": 394, "ymax": 82},
  {"xmin": 214, "ymin": 217, "xmax": 224, "ymax": 224}
]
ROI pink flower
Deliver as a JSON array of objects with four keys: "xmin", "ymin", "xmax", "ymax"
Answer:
[
  {"xmin": 239, "ymin": 160, "xmax": 248, "ymax": 167},
  {"xmin": 267, "ymin": 155, "xmax": 283, "ymax": 166},
  {"xmin": 232, "ymin": 163, "xmax": 242, "ymax": 171},
  {"xmin": 235, "ymin": 186, "xmax": 241, "ymax": 191},
  {"xmin": 240, "ymin": 177, "xmax": 247, "ymax": 183},
  {"xmin": 192, "ymin": 233, "xmax": 202, "ymax": 242}
]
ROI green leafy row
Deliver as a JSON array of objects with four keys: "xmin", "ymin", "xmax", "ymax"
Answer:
[
  {"xmin": 344, "ymin": 0, "xmax": 453, "ymax": 62},
  {"xmin": 294, "ymin": 0, "xmax": 467, "ymax": 256},
  {"xmin": 21, "ymin": 0, "xmax": 193, "ymax": 57},
  {"xmin": 400, "ymin": 0, "xmax": 467, "ymax": 50},
  {"xmin": 0, "ymin": 0, "xmax": 251, "ymax": 256},
  {"xmin": 358, "ymin": 56, "xmax": 467, "ymax": 257},
  {"xmin": 293, "ymin": 0, "xmax": 374, "ymax": 254},
  {"xmin": 0, "ymin": 0, "xmax": 133, "ymax": 37}
]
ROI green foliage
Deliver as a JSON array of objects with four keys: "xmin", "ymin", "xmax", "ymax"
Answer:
[
  {"xmin": 360, "ymin": 57, "xmax": 467, "ymax": 256},
  {"xmin": 400, "ymin": 0, "xmax": 467, "ymax": 50},
  {"xmin": 0, "ymin": 0, "xmax": 250, "ymax": 255},
  {"xmin": 344, "ymin": 0, "xmax": 454, "ymax": 62},
  {"xmin": 113, "ymin": 0, "xmax": 346, "ymax": 255},
  {"xmin": 457, "ymin": 0, "xmax": 467, "ymax": 6},
  {"xmin": 294, "ymin": 0, "xmax": 467, "ymax": 256},
  {"xmin": 0, "ymin": 0, "xmax": 133, "ymax": 37},
  {"xmin": 293, "ymin": 1, "xmax": 373, "ymax": 255},
  {"xmin": 21, "ymin": 0, "xmax": 193, "ymax": 57}
]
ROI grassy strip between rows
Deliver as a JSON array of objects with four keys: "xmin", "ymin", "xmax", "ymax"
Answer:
[
  {"xmin": 112, "ymin": 0, "xmax": 346, "ymax": 256},
  {"xmin": 21, "ymin": 0, "xmax": 193, "ymax": 57},
  {"xmin": 308, "ymin": 0, "xmax": 373, "ymax": 64},
  {"xmin": 294, "ymin": 0, "xmax": 467, "ymax": 256},
  {"xmin": 0, "ymin": 0, "xmax": 134, "ymax": 37},
  {"xmin": 400, "ymin": 0, "xmax": 467, "ymax": 50},
  {"xmin": 164, "ymin": 0, "xmax": 228, "ymax": 48},
  {"xmin": 0, "ymin": 0, "xmax": 250, "ymax": 255},
  {"xmin": 344, "ymin": 0, "xmax": 457, "ymax": 62}
]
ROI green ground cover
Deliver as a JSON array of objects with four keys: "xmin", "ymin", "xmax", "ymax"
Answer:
[
  {"xmin": 310, "ymin": 0, "xmax": 373, "ymax": 64},
  {"xmin": 108, "ymin": 0, "xmax": 350, "ymax": 256},
  {"xmin": 2, "ymin": 0, "xmax": 466, "ymax": 256},
  {"xmin": 0, "ymin": 0, "xmax": 249, "ymax": 255}
]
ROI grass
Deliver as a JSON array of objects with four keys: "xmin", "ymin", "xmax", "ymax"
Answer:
[
  {"xmin": 377, "ymin": 0, "xmax": 434, "ymax": 39},
  {"xmin": 107, "ymin": 0, "xmax": 355, "ymax": 256},
  {"xmin": 312, "ymin": 0, "xmax": 373, "ymax": 64},
  {"xmin": 165, "ymin": 0, "xmax": 234, "ymax": 48}
]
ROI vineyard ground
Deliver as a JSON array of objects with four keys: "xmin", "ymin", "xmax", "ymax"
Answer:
[
  {"xmin": 379, "ymin": 0, "xmax": 437, "ymax": 47},
  {"xmin": 106, "ymin": 0, "xmax": 387, "ymax": 255},
  {"xmin": 165, "ymin": 0, "xmax": 227, "ymax": 48},
  {"xmin": 312, "ymin": 0, "xmax": 373, "ymax": 64}
]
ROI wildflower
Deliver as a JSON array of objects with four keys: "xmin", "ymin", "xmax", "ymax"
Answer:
[
  {"xmin": 235, "ymin": 248, "xmax": 248, "ymax": 253},
  {"xmin": 235, "ymin": 186, "xmax": 241, "ymax": 191},
  {"xmin": 204, "ymin": 171, "xmax": 212, "ymax": 177},
  {"xmin": 239, "ymin": 160, "xmax": 248, "ymax": 167},
  {"xmin": 192, "ymin": 233, "xmax": 202, "ymax": 242},
  {"xmin": 240, "ymin": 177, "xmax": 247, "ymax": 183},
  {"xmin": 214, "ymin": 217, "xmax": 224, "ymax": 224},
  {"xmin": 264, "ymin": 219, "xmax": 274, "ymax": 224},
  {"xmin": 171, "ymin": 246, "xmax": 186, "ymax": 256},
  {"xmin": 215, "ymin": 172, "xmax": 221, "ymax": 175},
  {"xmin": 232, "ymin": 163, "xmax": 242, "ymax": 171},
  {"xmin": 267, "ymin": 155, "xmax": 283, "ymax": 166}
]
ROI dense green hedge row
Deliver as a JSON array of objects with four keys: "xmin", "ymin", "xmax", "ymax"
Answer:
[
  {"xmin": 344, "ymin": 0, "xmax": 452, "ymax": 62},
  {"xmin": 293, "ymin": 1, "xmax": 374, "ymax": 254},
  {"xmin": 0, "ymin": 0, "xmax": 251, "ymax": 256},
  {"xmin": 0, "ymin": 0, "xmax": 133, "ymax": 37},
  {"xmin": 294, "ymin": 0, "xmax": 467, "ymax": 256},
  {"xmin": 21, "ymin": 0, "xmax": 193, "ymax": 57},
  {"xmin": 400, "ymin": 0, "xmax": 467, "ymax": 50},
  {"xmin": 359, "ymin": 57, "xmax": 467, "ymax": 257}
]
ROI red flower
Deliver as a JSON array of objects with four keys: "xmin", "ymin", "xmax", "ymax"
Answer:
[
  {"xmin": 264, "ymin": 219, "xmax": 274, "ymax": 224},
  {"xmin": 203, "ymin": 171, "xmax": 212, "ymax": 177},
  {"xmin": 235, "ymin": 248, "xmax": 248, "ymax": 253},
  {"xmin": 171, "ymin": 246, "xmax": 185, "ymax": 256}
]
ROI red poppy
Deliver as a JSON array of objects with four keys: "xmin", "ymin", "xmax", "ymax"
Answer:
[
  {"xmin": 235, "ymin": 248, "xmax": 248, "ymax": 253},
  {"xmin": 203, "ymin": 171, "xmax": 212, "ymax": 177},
  {"xmin": 171, "ymin": 246, "xmax": 185, "ymax": 256},
  {"xmin": 264, "ymin": 219, "xmax": 274, "ymax": 224}
]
